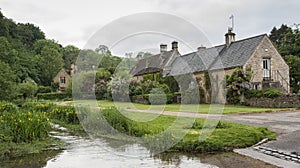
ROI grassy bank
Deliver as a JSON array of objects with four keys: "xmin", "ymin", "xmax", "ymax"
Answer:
[
  {"xmin": 0, "ymin": 102, "xmax": 79, "ymax": 160},
  {"xmin": 80, "ymin": 107, "xmax": 276, "ymax": 153},
  {"xmin": 0, "ymin": 101, "xmax": 277, "ymax": 158},
  {"xmin": 71, "ymin": 100, "xmax": 290, "ymax": 114}
]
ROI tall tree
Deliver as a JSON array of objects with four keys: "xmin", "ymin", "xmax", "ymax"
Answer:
[
  {"xmin": 63, "ymin": 45, "xmax": 80, "ymax": 70},
  {"xmin": 0, "ymin": 10, "xmax": 9, "ymax": 37},
  {"xmin": 16, "ymin": 23, "xmax": 45, "ymax": 47},
  {"xmin": 284, "ymin": 55, "xmax": 300, "ymax": 93},
  {"xmin": 0, "ymin": 61, "xmax": 17, "ymax": 100},
  {"xmin": 38, "ymin": 46, "xmax": 63, "ymax": 86},
  {"xmin": 95, "ymin": 45, "xmax": 111, "ymax": 55}
]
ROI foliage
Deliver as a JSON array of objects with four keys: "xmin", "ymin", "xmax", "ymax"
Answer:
[
  {"xmin": 0, "ymin": 61, "xmax": 17, "ymax": 101},
  {"xmin": 37, "ymin": 92, "xmax": 71, "ymax": 100},
  {"xmin": 226, "ymin": 68, "xmax": 252, "ymax": 104},
  {"xmin": 51, "ymin": 82, "xmax": 59, "ymax": 92},
  {"xmin": 270, "ymin": 24, "xmax": 300, "ymax": 57},
  {"xmin": 62, "ymin": 45, "xmax": 80, "ymax": 71},
  {"xmin": 37, "ymin": 45, "xmax": 64, "ymax": 86},
  {"xmin": 89, "ymin": 107, "xmax": 276, "ymax": 153},
  {"xmin": 108, "ymin": 71, "xmax": 131, "ymax": 102},
  {"xmin": 0, "ymin": 102, "xmax": 50, "ymax": 143},
  {"xmin": 22, "ymin": 102, "xmax": 79, "ymax": 124},
  {"xmin": 37, "ymin": 86, "xmax": 52, "ymax": 94},
  {"xmin": 284, "ymin": 55, "xmax": 300, "ymax": 93},
  {"xmin": 18, "ymin": 78, "xmax": 38, "ymax": 99},
  {"xmin": 245, "ymin": 89, "xmax": 281, "ymax": 99},
  {"xmin": 269, "ymin": 24, "xmax": 300, "ymax": 93},
  {"xmin": 245, "ymin": 89, "xmax": 264, "ymax": 99},
  {"xmin": 263, "ymin": 89, "xmax": 282, "ymax": 98}
]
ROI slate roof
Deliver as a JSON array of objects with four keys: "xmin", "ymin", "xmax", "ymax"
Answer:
[
  {"xmin": 131, "ymin": 50, "xmax": 175, "ymax": 76},
  {"xmin": 170, "ymin": 45, "xmax": 225, "ymax": 76},
  {"xmin": 132, "ymin": 34, "xmax": 266, "ymax": 76},
  {"xmin": 210, "ymin": 34, "xmax": 266, "ymax": 70}
]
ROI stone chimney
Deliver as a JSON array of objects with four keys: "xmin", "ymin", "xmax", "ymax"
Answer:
[
  {"xmin": 160, "ymin": 44, "xmax": 167, "ymax": 53},
  {"xmin": 225, "ymin": 28, "xmax": 236, "ymax": 46},
  {"xmin": 171, "ymin": 41, "xmax": 178, "ymax": 51}
]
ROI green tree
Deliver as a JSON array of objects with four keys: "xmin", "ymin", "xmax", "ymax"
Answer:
[
  {"xmin": 38, "ymin": 46, "xmax": 63, "ymax": 86},
  {"xmin": 63, "ymin": 45, "xmax": 80, "ymax": 70},
  {"xmin": 0, "ymin": 37, "xmax": 17, "ymax": 65},
  {"xmin": 16, "ymin": 23, "xmax": 45, "ymax": 47},
  {"xmin": 285, "ymin": 55, "xmax": 300, "ymax": 93},
  {"xmin": 0, "ymin": 10, "xmax": 9, "ymax": 37},
  {"xmin": 0, "ymin": 61, "xmax": 17, "ymax": 100},
  {"xmin": 95, "ymin": 45, "xmax": 111, "ymax": 55},
  {"xmin": 33, "ymin": 39, "xmax": 62, "ymax": 55},
  {"xmin": 18, "ymin": 78, "xmax": 38, "ymax": 99}
]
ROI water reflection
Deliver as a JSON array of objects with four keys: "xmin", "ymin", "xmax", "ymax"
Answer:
[
  {"xmin": 1, "ymin": 150, "xmax": 60, "ymax": 168},
  {"xmin": 1, "ymin": 131, "xmax": 277, "ymax": 168}
]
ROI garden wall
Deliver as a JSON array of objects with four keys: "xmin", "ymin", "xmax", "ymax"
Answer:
[{"xmin": 246, "ymin": 94, "xmax": 300, "ymax": 108}]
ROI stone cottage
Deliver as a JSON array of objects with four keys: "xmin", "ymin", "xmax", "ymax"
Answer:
[
  {"xmin": 53, "ymin": 64, "xmax": 75, "ymax": 92},
  {"xmin": 131, "ymin": 29, "xmax": 290, "ymax": 103}
]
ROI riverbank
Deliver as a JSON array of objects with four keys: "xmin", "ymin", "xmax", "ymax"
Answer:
[
  {"xmin": 0, "ymin": 102, "xmax": 79, "ymax": 161},
  {"xmin": 0, "ymin": 101, "xmax": 278, "ymax": 162},
  {"xmin": 78, "ymin": 106, "xmax": 276, "ymax": 153}
]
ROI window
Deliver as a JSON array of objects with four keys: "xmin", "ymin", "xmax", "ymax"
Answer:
[
  {"xmin": 253, "ymin": 83, "xmax": 259, "ymax": 90},
  {"xmin": 263, "ymin": 58, "xmax": 271, "ymax": 79},
  {"xmin": 60, "ymin": 77, "xmax": 66, "ymax": 84}
]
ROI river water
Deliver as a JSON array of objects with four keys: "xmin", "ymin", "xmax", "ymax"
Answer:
[{"xmin": 1, "ymin": 130, "xmax": 277, "ymax": 168}]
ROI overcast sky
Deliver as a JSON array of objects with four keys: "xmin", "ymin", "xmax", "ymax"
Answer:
[{"xmin": 1, "ymin": 0, "xmax": 300, "ymax": 56}]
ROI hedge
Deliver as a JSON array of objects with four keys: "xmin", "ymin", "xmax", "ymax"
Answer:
[
  {"xmin": 37, "ymin": 92, "xmax": 71, "ymax": 100},
  {"xmin": 245, "ymin": 89, "xmax": 282, "ymax": 99},
  {"xmin": 37, "ymin": 86, "xmax": 52, "ymax": 94},
  {"xmin": 132, "ymin": 94, "xmax": 173, "ymax": 104}
]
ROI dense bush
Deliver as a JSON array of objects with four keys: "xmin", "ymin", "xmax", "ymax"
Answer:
[
  {"xmin": 245, "ymin": 89, "xmax": 264, "ymax": 99},
  {"xmin": 131, "ymin": 94, "xmax": 173, "ymax": 104},
  {"xmin": 22, "ymin": 102, "xmax": 79, "ymax": 124},
  {"xmin": 37, "ymin": 86, "xmax": 52, "ymax": 93},
  {"xmin": 49, "ymin": 106, "xmax": 79, "ymax": 124},
  {"xmin": 245, "ymin": 89, "xmax": 282, "ymax": 99},
  {"xmin": 263, "ymin": 89, "xmax": 282, "ymax": 98},
  {"xmin": 37, "ymin": 92, "xmax": 71, "ymax": 100},
  {"xmin": 0, "ymin": 102, "xmax": 51, "ymax": 143}
]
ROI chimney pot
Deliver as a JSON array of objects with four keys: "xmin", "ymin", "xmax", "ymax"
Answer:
[
  {"xmin": 160, "ymin": 44, "xmax": 167, "ymax": 53},
  {"xmin": 225, "ymin": 29, "xmax": 236, "ymax": 46},
  {"xmin": 171, "ymin": 41, "xmax": 178, "ymax": 50}
]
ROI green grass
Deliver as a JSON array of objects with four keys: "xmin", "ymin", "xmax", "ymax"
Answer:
[
  {"xmin": 0, "ymin": 137, "xmax": 64, "ymax": 160},
  {"xmin": 82, "ymin": 107, "xmax": 276, "ymax": 153},
  {"xmin": 70, "ymin": 100, "xmax": 290, "ymax": 114}
]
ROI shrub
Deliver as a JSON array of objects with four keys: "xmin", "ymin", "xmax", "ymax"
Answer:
[
  {"xmin": 245, "ymin": 89, "xmax": 263, "ymax": 99},
  {"xmin": 0, "ymin": 102, "xmax": 51, "ymax": 143},
  {"xmin": 0, "ymin": 102, "xmax": 18, "ymax": 114},
  {"xmin": 37, "ymin": 86, "xmax": 52, "ymax": 93},
  {"xmin": 49, "ymin": 106, "xmax": 79, "ymax": 124},
  {"xmin": 37, "ymin": 92, "xmax": 71, "ymax": 100},
  {"xmin": 263, "ymin": 89, "xmax": 282, "ymax": 98}
]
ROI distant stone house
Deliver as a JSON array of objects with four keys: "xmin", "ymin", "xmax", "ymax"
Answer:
[
  {"xmin": 53, "ymin": 64, "xmax": 75, "ymax": 92},
  {"xmin": 131, "ymin": 29, "xmax": 290, "ymax": 103}
]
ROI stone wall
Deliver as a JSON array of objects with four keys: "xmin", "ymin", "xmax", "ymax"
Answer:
[
  {"xmin": 246, "ymin": 94, "xmax": 300, "ymax": 108},
  {"xmin": 243, "ymin": 36, "xmax": 290, "ymax": 93}
]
